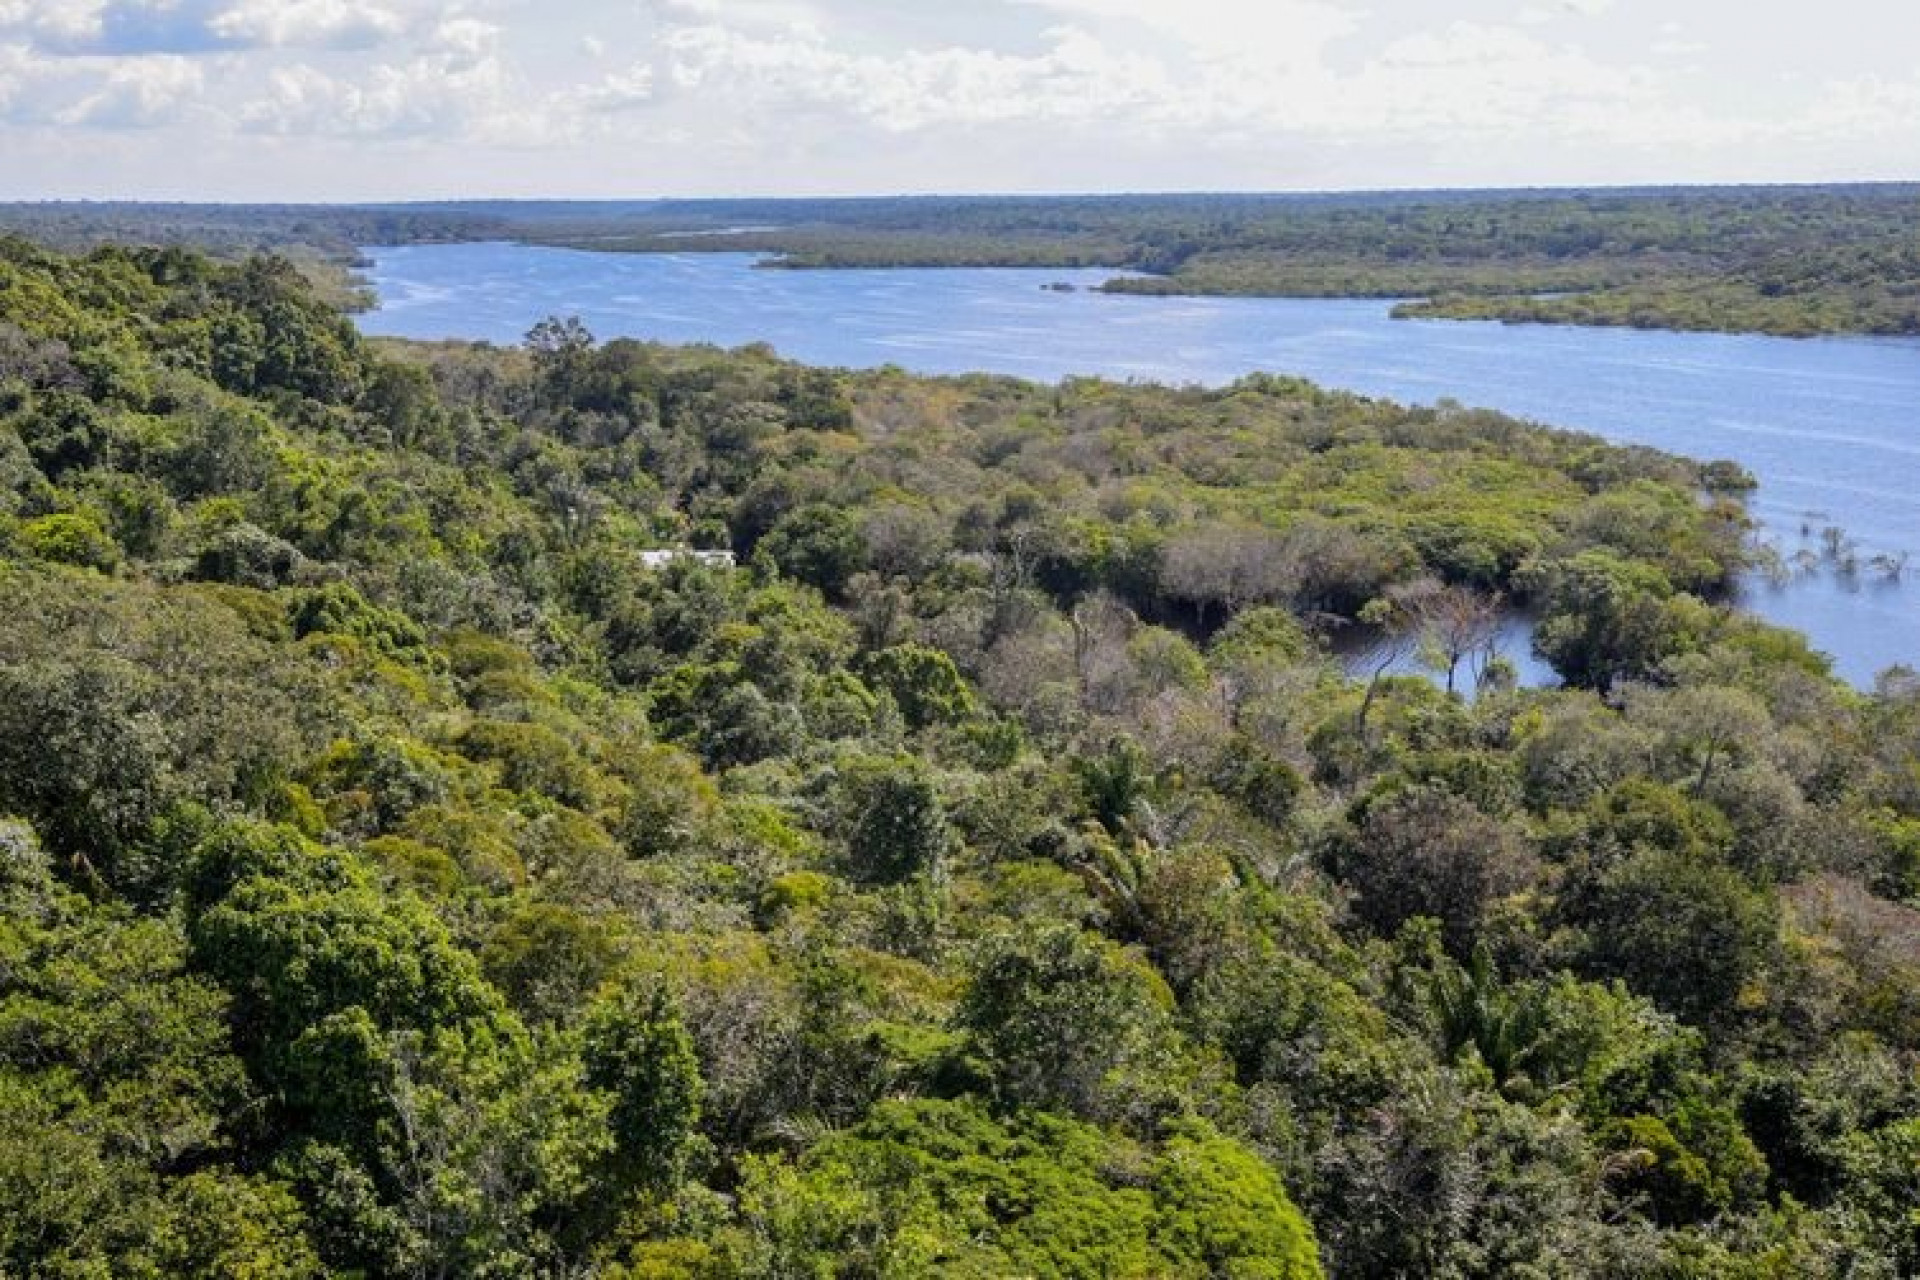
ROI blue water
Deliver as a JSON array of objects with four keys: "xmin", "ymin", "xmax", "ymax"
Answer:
[{"xmin": 358, "ymin": 242, "xmax": 1920, "ymax": 686}]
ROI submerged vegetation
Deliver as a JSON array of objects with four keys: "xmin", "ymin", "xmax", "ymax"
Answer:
[{"xmin": 3, "ymin": 237, "xmax": 1920, "ymax": 1277}]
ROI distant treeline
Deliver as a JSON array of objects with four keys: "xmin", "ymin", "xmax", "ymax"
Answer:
[
  {"xmin": 5, "ymin": 185, "xmax": 1920, "ymax": 335},
  {"xmin": 506, "ymin": 186, "xmax": 1920, "ymax": 338},
  {"xmin": 0, "ymin": 202, "xmax": 505, "ymax": 308}
]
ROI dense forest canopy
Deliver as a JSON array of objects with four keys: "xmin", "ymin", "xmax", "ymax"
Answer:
[
  {"xmin": 2, "ymin": 238, "xmax": 1919, "ymax": 1277},
  {"xmin": 5, "ymin": 183, "xmax": 1920, "ymax": 336}
]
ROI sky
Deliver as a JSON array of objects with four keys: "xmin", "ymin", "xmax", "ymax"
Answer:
[{"xmin": 1, "ymin": 0, "xmax": 1918, "ymax": 200}]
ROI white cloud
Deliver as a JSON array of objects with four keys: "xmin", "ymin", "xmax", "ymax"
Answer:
[
  {"xmin": 0, "ymin": 1, "xmax": 111, "ymax": 49},
  {"xmin": 1798, "ymin": 74, "xmax": 1920, "ymax": 139},
  {"xmin": 566, "ymin": 63, "xmax": 657, "ymax": 114},
  {"xmin": 0, "ymin": 40, "xmax": 220, "ymax": 128},
  {"xmin": 1652, "ymin": 22, "xmax": 1706, "ymax": 58},
  {"xmin": 658, "ymin": 19, "xmax": 1176, "ymax": 132},
  {"xmin": 209, "ymin": 0, "xmax": 407, "ymax": 51},
  {"xmin": 643, "ymin": 0, "xmax": 822, "ymax": 35},
  {"xmin": 242, "ymin": 49, "xmax": 510, "ymax": 138},
  {"xmin": 638, "ymin": 5, "xmax": 1708, "ymax": 153},
  {"xmin": 0, "ymin": 41, "xmax": 31, "ymax": 107},
  {"xmin": 429, "ymin": 16, "xmax": 497, "ymax": 59},
  {"xmin": 58, "ymin": 52, "xmax": 203, "ymax": 124},
  {"xmin": 3, "ymin": 0, "xmax": 1920, "ymax": 197},
  {"xmin": 1018, "ymin": 0, "xmax": 1361, "ymax": 66}
]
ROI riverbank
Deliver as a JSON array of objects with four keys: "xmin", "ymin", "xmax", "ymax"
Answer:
[{"xmin": 358, "ymin": 241, "xmax": 1920, "ymax": 683}]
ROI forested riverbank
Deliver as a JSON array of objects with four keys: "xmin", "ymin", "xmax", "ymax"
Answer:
[
  {"xmin": 3, "ymin": 239, "xmax": 1919, "ymax": 1277},
  {"xmin": 514, "ymin": 187, "xmax": 1920, "ymax": 338},
  {"xmin": 10, "ymin": 184, "xmax": 1920, "ymax": 338}
]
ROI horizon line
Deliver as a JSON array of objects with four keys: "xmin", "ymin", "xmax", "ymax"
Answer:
[{"xmin": 5, "ymin": 178, "xmax": 1920, "ymax": 209}]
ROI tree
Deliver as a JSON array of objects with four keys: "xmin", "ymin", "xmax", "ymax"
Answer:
[
  {"xmin": 1075, "ymin": 734, "xmax": 1156, "ymax": 836},
  {"xmin": 0, "ymin": 821, "xmax": 325, "ymax": 1278},
  {"xmin": 1159, "ymin": 522, "xmax": 1294, "ymax": 627},
  {"xmin": 1832, "ymin": 1117, "xmax": 1920, "ymax": 1271},
  {"xmin": 860, "ymin": 502, "xmax": 947, "ymax": 579},
  {"xmin": 1352, "ymin": 592, "xmax": 1420, "ymax": 739},
  {"xmin": 17, "ymin": 512, "xmax": 120, "ymax": 570},
  {"xmin": 215, "ymin": 255, "xmax": 368, "ymax": 403},
  {"xmin": 1409, "ymin": 583, "xmax": 1503, "ymax": 695},
  {"xmin": 1523, "ymin": 551, "xmax": 1712, "ymax": 690},
  {"xmin": 956, "ymin": 923, "xmax": 1186, "ymax": 1123},
  {"xmin": 284, "ymin": 1025, "xmax": 613, "ymax": 1277},
  {"xmin": 525, "ymin": 314, "xmax": 595, "ymax": 402},
  {"xmin": 579, "ymin": 977, "xmax": 704, "ymax": 1197},
  {"xmin": 758, "ymin": 502, "xmax": 867, "ymax": 598},
  {"xmin": 1625, "ymin": 683, "xmax": 1773, "ymax": 796},
  {"xmin": 1209, "ymin": 605, "xmax": 1319, "ymax": 732},
  {"xmin": 185, "ymin": 824, "xmax": 513, "ymax": 1115},
  {"xmin": 840, "ymin": 756, "xmax": 953, "ymax": 885},
  {"xmin": 481, "ymin": 902, "xmax": 623, "ymax": 1026},
  {"xmin": 1571, "ymin": 848, "xmax": 1778, "ymax": 1028},
  {"xmin": 717, "ymin": 1098, "xmax": 1325, "ymax": 1279},
  {"xmin": 857, "ymin": 643, "xmax": 976, "ymax": 729},
  {"xmin": 1153, "ymin": 1119, "xmax": 1323, "ymax": 1280},
  {"xmin": 1336, "ymin": 785, "xmax": 1537, "ymax": 954},
  {"xmin": 0, "ymin": 657, "xmax": 171, "ymax": 880}
]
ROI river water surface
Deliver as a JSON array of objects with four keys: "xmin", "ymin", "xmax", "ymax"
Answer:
[{"xmin": 358, "ymin": 242, "xmax": 1920, "ymax": 686}]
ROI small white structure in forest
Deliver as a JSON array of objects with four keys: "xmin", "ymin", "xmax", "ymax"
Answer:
[{"xmin": 637, "ymin": 548, "xmax": 737, "ymax": 570}]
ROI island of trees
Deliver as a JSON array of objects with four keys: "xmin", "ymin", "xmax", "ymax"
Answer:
[{"xmin": 2, "ymin": 237, "xmax": 1919, "ymax": 1276}]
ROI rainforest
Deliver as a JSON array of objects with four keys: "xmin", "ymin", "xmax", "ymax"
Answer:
[{"xmin": 3, "ymin": 236, "xmax": 1920, "ymax": 1279}]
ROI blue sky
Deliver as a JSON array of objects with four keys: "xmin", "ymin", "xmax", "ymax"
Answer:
[{"xmin": 2, "ymin": 0, "xmax": 1917, "ymax": 199}]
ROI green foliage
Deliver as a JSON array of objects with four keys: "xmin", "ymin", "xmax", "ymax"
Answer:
[
  {"xmin": 1832, "ymin": 1116, "xmax": 1920, "ymax": 1271},
  {"xmin": 284, "ymin": 1027, "xmax": 615, "ymax": 1277},
  {"xmin": 1569, "ymin": 848, "xmax": 1779, "ymax": 1028},
  {"xmin": 958, "ymin": 923, "xmax": 1189, "ymax": 1124},
  {"xmin": 186, "ymin": 824, "xmax": 512, "ymax": 1110},
  {"xmin": 1335, "ymin": 784, "xmax": 1537, "ymax": 954},
  {"xmin": 857, "ymin": 643, "xmax": 976, "ymax": 729},
  {"xmin": 483, "ymin": 901, "xmax": 623, "ymax": 1025},
  {"xmin": 17, "ymin": 511, "xmax": 119, "ymax": 570},
  {"xmin": 1076, "ymin": 735, "xmax": 1156, "ymax": 836},
  {"xmin": 837, "ymin": 755, "xmax": 954, "ymax": 885},
  {"xmin": 0, "ymin": 239, "xmax": 1914, "ymax": 1277},
  {"xmin": 1602, "ymin": 1106, "xmax": 1767, "ymax": 1225},
  {"xmin": 0, "ymin": 821, "xmax": 323, "ymax": 1278},
  {"xmin": 757, "ymin": 502, "xmax": 866, "ymax": 597},
  {"xmin": 579, "ymin": 977, "xmax": 705, "ymax": 1195},
  {"xmin": 289, "ymin": 581, "xmax": 432, "ymax": 661},
  {"xmin": 0, "ymin": 657, "xmax": 174, "ymax": 884},
  {"xmin": 1211, "ymin": 605, "xmax": 1315, "ymax": 666},
  {"xmin": 1153, "ymin": 1118, "xmax": 1323, "ymax": 1279},
  {"xmin": 461, "ymin": 718, "xmax": 607, "ymax": 810},
  {"xmin": 1524, "ymin": 551, "xmax": 1715, "ymax": 689},
  {"xmin": 718, "ymin": 1098, "xmax": 1320, "ymax": 1279},
  {"xmin": 193, "ymin": 521, "xmax": 306, "ymax": 587}
]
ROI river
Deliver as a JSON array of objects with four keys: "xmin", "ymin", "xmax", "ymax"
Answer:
[{"xmin": 357, "ymin": 242, "xmax": 1920, "ymax": 686}]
